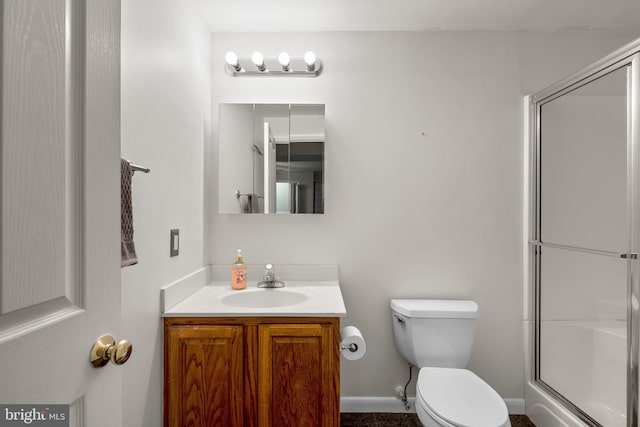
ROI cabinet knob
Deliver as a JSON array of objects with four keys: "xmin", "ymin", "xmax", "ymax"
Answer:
[{"xmin": 90, "ymin": 335, "xmax": 133, "ymax": 368}]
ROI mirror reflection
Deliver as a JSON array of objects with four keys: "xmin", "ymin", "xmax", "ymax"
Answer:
[{"xmin": 218, "ymin": 103, "xmax": 325, "ymax": 214}]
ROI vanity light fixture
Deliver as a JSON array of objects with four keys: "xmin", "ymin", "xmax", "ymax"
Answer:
[{"xmin": 224, "ymin": 51, "xmax": 322, "ymax": 77}]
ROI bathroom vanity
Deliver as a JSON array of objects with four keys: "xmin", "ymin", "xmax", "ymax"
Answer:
[{"xmin": 161, "ymin": 266, "xmax": 346, "ymax": 427}]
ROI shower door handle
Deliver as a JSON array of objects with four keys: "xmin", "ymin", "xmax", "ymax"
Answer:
[{"xmin": 529, "ymin": 241, "xmax": 637, "ymax": 260}]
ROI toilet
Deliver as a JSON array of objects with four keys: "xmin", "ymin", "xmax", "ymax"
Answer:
[{"xmin": 390, "ymin": 299, "xmax": 511, "ymax": 427}]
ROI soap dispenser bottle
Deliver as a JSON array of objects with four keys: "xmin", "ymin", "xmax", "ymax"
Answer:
[{"xmin": 231, "ymin": 249, "xmax": 247, "ymax": 290}]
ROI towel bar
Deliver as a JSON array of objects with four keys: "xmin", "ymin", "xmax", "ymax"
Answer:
[{"xmin": 130, "ymin": 162, "xmax": 150, "ymax": 173}]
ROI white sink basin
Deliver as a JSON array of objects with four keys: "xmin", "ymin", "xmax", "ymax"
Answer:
[
  {"xmin": 221, "ymin": 289, "xmax": 308, "ymax": 308},
  {"xmin": 161, "ymin": 267, "xmax": 346, "ymax": 317}
]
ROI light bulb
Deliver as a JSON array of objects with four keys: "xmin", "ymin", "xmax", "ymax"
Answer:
[
  {"xmin": 225, "ymin": 51, "xmax": 240, "ymax": 71},
  {"xmin": 278, "ymin": 52, "xmax": 290, "ymax": 71},
  {"xmin": 252, "ymin": 51, "xmax": 266, "ymax": 71},
  {"xmin": 304, "ymin": 51, "xmax": 316, "ymax": 71},
  {"xmin": 225, "ymin": 51, "xmax": 238, "ymax": 66},
  {"xmin": 225, "ymin": 51, "xmax": 241, "ymax": 72}
]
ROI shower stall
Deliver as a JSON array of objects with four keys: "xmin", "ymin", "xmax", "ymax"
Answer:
[{"xmin": 526, "ymin": 39, "xmax": 640, "ymax": 427}]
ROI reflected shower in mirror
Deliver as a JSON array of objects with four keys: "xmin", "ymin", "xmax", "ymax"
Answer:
[{"xmin": 218, "ymin": 103, "xmax": 325, "ymax": 214}]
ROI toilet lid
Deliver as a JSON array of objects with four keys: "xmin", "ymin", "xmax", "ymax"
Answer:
[{"xmin": 417, "ymin": 368, "xmax": 508, "ymax": 427}]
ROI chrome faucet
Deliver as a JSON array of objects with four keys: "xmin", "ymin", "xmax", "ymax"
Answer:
[{"xmin": 257, "ymin": 264, "xmax": 284, "ymax": 288}]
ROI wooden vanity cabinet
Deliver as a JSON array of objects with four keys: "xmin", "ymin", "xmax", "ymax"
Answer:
[
  {"xmin": 165, "ymin": 324, "xmax": 245, "ymax": 426},
  {"xmin": 164, "ymin": 317, "xmax": 340, "ymax": 427}
]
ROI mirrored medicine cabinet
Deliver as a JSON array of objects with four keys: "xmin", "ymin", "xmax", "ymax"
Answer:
[{"xmin": 218, "ymin": 103, "xmax": 325, "ymax": 214}]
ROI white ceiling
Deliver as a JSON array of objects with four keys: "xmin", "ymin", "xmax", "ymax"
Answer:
[{"xmin": 190, "ymin": 0, "xmax": 640, "ymax": 32}]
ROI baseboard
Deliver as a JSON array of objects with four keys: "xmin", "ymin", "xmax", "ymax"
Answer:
[
  {"xmin": 340, "ymin": 397, "xmax": 526, "ymax": 415},
  {"xmin": 504, "ymin": 398, "xmax": 526, "ymax": 415},
  {"xmin": 340, "ymin": 397, "xmax": 416, "ymax": 413}
]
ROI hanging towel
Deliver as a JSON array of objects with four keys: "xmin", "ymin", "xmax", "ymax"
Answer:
[{"xmin": 121, "ymin": 159, "xmax": 138, "ymax": 267}]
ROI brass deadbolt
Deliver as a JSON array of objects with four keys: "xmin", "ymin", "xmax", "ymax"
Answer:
[{"xmin": 90, "ymin": 335, "xmax": 133, "ymax": 368}]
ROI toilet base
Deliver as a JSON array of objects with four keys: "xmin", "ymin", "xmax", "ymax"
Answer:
[
  {"xmin": 417, "ymin": 402, "xmax": 512, "ymax": 427},
  {"xmin": 415, "ymin": 368, "xmax": 512, "ymax": 427},
  {"xmin": 416, "ymin": 398, "xmax": 457, "ymax": 427}
]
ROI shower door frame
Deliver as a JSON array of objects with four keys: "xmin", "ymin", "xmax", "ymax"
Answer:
[{"xmin": 528, "ymin": 39, "xmax": 640, "ymax": 427}]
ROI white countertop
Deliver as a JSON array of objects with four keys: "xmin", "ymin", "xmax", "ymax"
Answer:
[{"xmin": 162, "ymin": 280, "xmax": 346, "ymax": 317}]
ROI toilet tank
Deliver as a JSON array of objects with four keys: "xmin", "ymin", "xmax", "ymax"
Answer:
[{"xmin": 390, "ymin": 299, "xmax": 478, "ymax": 368}]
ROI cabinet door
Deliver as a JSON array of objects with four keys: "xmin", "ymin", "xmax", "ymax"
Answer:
[
  {"xmin": 258, "ymin": 324, "xmax": 338, "ymax": 427},
  {"xmin": 166, "ymin": 325, "xmax": 244, "ymax": 427}
]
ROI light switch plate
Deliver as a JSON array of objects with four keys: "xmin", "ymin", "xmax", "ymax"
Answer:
[{"xmin": 170, "ymin": 229, "xmax": 179, "ymax": 257}]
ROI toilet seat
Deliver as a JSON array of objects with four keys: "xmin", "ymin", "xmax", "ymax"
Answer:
[{"xmin": 416, "ymin": 367, "xmax": 510, "ymax": 427}]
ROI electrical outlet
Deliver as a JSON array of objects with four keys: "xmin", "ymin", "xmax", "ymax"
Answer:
[{"xmin": 170, "ymin": 229, "xmax": 179, "ymax": 257}]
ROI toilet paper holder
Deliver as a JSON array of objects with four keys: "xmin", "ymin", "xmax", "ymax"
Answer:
[
  {"xmin": 340, "ymin": 325, "xmax": 365, "ymax": 360},
  {"xmin": 341, "ymin": 342, "xmax": 359, "ymax": 353}
]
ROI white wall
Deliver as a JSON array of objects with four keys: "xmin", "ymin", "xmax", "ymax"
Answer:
[
  {"xmin": 209, "ymin": 31, "xmax": 639, "ymax": 401},
  {"xmin": 121, "ymin": 1, "xmax": 210, "ymax": 426}
]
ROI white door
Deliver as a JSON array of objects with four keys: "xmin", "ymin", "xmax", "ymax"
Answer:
[{"xmin": 0, "ymin": 0, "xmax": 122, "ymax": 425}]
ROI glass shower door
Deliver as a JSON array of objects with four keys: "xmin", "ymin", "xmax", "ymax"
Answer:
[{"xmin": 535, "ymin": 64, "xmax": 631, "ymax": 426}]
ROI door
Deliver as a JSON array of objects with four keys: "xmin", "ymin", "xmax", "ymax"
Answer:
[
  {"xmin": 258, "ymin": 323, "xmax": 339, "ymax": 427},
  {"xmin": 165, "ymin": 325, "xmax": 244, "ymax": 427},
  {"xmin": 0, "ymin": 0, "xmax": 121, "ymax": 424},
  {"xmin": 530, "ymin": 51, "xmax": 640, "ymax": 427}
]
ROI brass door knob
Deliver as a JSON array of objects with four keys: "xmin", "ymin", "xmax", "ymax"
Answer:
[{"xmin": 90, "ymin": 335, "xmax": 133, "ymax": 368}]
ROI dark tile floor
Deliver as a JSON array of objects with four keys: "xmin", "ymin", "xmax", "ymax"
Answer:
[{"xmin": 340, "ymin": 413, "xmax": 536, "ymax": 427}]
